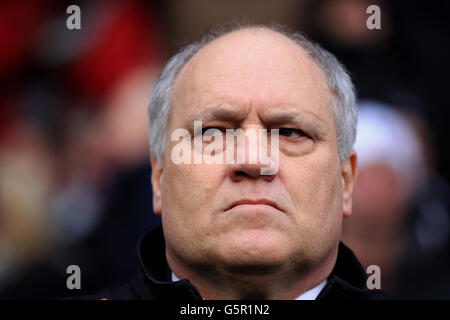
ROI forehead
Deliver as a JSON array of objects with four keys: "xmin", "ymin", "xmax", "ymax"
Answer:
[{"xmin": 171, "ymin": 28, "xmax": 334, "ymax": 125}]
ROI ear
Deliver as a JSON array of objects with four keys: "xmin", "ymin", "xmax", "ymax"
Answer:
[
  {"xmin": 151, "ymin": 156, "xmax": 163, "ymax": 215},
  {"xmin": 341, "ymin": 150, "xmax": 358, "ymax": 218}
]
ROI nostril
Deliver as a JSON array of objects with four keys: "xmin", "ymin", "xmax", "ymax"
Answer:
[{"xmin": 235, "ymin": 171, "xmax": 246, "ymax": 176}]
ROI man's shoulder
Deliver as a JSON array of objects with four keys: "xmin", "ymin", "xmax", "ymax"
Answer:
[{"xmin": 318, "ymin": 276, "xmax": 392, "ymax": 300}]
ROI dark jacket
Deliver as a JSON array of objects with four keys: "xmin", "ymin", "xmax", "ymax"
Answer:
[{"xmin": 76, "ymin": 225, "xmax": 389, "ymax": 300}]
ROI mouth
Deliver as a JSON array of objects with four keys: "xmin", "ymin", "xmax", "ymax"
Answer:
[{"xmin": 226, "ymin": 199, "xmax": 284, "ymax": 213}]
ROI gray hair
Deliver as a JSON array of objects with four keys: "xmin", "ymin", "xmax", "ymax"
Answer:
[{"xmin": 148, "ymin": 24, "xmax": 357, "ymax": 164}]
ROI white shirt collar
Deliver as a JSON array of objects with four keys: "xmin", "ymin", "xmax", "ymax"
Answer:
[
  {"xmin": 171, "ymin": 272, "xmax": 327, "ymax": 300},
  {"xmin": 294, "ymin": 279, "xmax": 327, "ymax": 300}
]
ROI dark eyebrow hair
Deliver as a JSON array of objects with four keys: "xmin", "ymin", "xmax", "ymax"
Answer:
[
  {"xmin": 183, "ymin": 103, "xmax": 329, "ymax": 140},
  {"xmin": 184, "ymin": 104, "xmax": 247, "ymax": 132},
  {"xmin": 261, "ymin": 107, "xmax": 328, "ymax": 139},
  {"xmin": 206, "ymin": 108, "xmax": 248, "ymax": 122}
]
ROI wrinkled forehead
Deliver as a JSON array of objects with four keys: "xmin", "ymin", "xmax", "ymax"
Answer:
[{"xmin": 171, "ymin": 28, "xmax": 334, "ymax": 125}]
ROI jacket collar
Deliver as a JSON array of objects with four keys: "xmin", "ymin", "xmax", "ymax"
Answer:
[
  {"xmin": 131, "ymin": 225, "xmax": 203, "ymax": 300},
  {"xmin": 316, "ymin": 240, "xmax": 373, "ymax": 300},
  {"xmin": 132, "ymin": 225, "xmax": 371, "ymax": 300}
]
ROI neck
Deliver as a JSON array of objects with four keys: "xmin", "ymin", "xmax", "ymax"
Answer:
[{"xmin": 166, "ymin": 247, "xmax": 337, "ymax": 300}]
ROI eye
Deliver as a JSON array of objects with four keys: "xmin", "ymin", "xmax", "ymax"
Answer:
[
  {"xmin": 201, "ymin": 127, "xmax": 224, "ymax": 137},
  {"xmin": 278, "ymin": 128, "xmax": 306, "ymax": 138}
]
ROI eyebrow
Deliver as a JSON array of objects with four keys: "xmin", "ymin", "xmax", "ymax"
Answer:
[
  {"xmin": 199, "ymin": 105, "xmax": 247, "ymax": 122},
  {"xmin": 183, "ymin": 104, "xmax": 328, "ymax": 139},
  {"xmin": 184, "ymin": 104, "xmax": 247, "ymax": 132},
  {"xmin": 261, "ymin": 107, "xmax": 328, "ymax": 139}
]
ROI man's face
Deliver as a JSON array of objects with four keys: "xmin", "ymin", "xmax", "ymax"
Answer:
[{"xmin": 152, "ymin": 29, "xmax": 356, "ymax": 275}]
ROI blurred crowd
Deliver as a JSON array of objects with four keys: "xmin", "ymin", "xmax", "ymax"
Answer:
[{"xmin": 0, "ymin": 0, "xmax": 449, "ymax": 299}]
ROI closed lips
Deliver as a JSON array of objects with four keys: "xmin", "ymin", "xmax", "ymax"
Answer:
[{"xmin": 227, "ymin": 199, "xmax": 283, "ymax": 212}]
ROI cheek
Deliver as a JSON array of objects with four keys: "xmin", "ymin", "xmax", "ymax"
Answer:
[
  {"xmin": 285, "ymin": 156, "xmax": 343, "ymax": 256},
  {"xmin": 161, "ymin": 163, "xmax": 224, "ymax": 226},
  {"xmin": 285, "ymin": 152, "xmax": 343, "ymax": 225}
]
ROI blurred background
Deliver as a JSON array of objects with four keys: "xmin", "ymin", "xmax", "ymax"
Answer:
[{"xmin": 0, "ymin": 0, "xmax": 449, "ymax": 299}]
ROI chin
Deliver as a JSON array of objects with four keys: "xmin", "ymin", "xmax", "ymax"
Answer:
[{"xmin": 215, "ymin": 229, "xmax": 292, "ymax": 274}]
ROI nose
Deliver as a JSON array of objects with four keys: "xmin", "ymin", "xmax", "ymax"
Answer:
[
  {"xmin": 226, "ymin": 128, "xmax": 279, "ymax": 182},
  {"xmin": 228, "ymin": 161, "xmax": 277, "ymax": 182}
]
